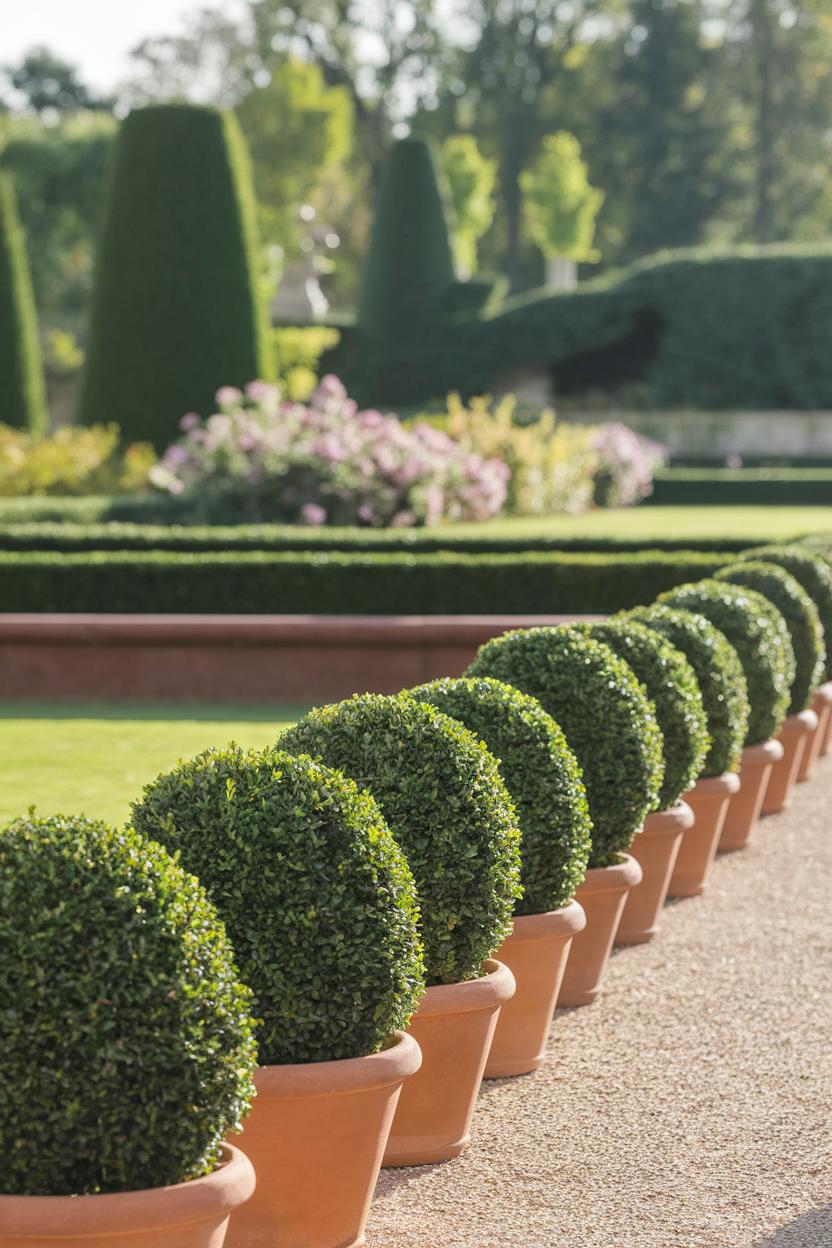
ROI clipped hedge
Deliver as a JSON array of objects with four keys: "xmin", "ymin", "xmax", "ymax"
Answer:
[
  {"xmin": 0, "ymin": 548, "xmax": 726, "ymax": 615},
  {"xmin": 741, "ymin": 544, "xmax": 832, "ymax": 681},
  {"xmin": 409, "ymin": 676, "xmax": 591, "ymax": 915},
  {"xmin": 658, "ymin": 580, "xmax": 794, "ymax": 746},
  {"xmin": 280, "ymin": 694, "xmax": 521, "ymax": 985},
  {"xmin": 466, "ymin": 627, "xmax": 664, "ymax": 868},
  {"xmin": 0, "ymin": 175, "xmax": 47, "ymax": 432},
  {"xmin": 575, "ymin": 619, "xmax": 709, "ymax": 809},
  {"xmin": 131, "ymin": 747, "xmax": 424, "ymax": 1065},
  {"xmin": 628, "ymin": 604, "xmax": 749, "ymax": 777},
  {"xmin": 648, "ymin": 468, "xmax": 832, "ymax": 507},
  {"xmin": 0, "ymin": 813, "xmax": 256, "ymax": 1196},
  {"xmin": 715, "ymin": 561, "xmax": 824, "ymax": 713}
]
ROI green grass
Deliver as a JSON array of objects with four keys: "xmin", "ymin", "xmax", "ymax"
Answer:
[
  {"xmin": 439, "ymin": 506, "xmax": 832, "ymax": 542},
  {"xmin": 1, "ymin": 702, "xmax": 304, "ymax": 828}
]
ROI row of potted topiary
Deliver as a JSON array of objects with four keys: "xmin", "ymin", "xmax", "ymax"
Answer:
[{"xmin": 3, "ymin": 541, "xmax": 832, "ymax": 1248}]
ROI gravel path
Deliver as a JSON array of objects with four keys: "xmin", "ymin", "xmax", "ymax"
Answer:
[{"xmin": 369, "ymin": 758, "xmax": 832, "ymax": 1248}]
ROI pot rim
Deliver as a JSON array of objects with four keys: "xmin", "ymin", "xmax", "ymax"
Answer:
[
  {"xmin": 254, "ymin": 1028, "xmax": 422, "ymax": 1099},
  {"xmin": 508, "ymin": 898, "xmax": 587, "ymax": 941},
  {"xmin": 814, "ymin": 679, "xmax": 832, "ymax": 704},
  {"xmin": 685, "ymin": 770, "xmax": 741, "ymax": 797},
  {"xmin": 412, "ymin": 958, "xmax": 516, "ymax": 1019},
  {"xmin": 781, "ymin": 708, "xmax": 819, "ymax": 735},
  {"xmin": 0, "ymin": 1143, "xmax": 255, "ymax": 1237},
  {"xmin": 642, "ymin": 801, "xmax": 694, "ymax": 835},
  {"xmin": 742, "ymin": 737, "xmax": 786, "ymax": 765},
  {"xmin": 577, "ymin": 852, "xmax": 643, "ymax": 894}
]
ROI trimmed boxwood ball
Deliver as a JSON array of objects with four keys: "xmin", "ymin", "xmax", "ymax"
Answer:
[
  {"xmin": 409, "ymin": 676, "xmax": 591, "ymax": 915},
  {"xmin": 628, "ymin": 604, "xmax": 750, "ymax": 778},
  {"xmin": 715, "ymin": 561, "xmax": 825, "ymax": 714},
  {"xmin": 131, "ymin": 747, "xmax": 424, "ymax": 1065},
  {"xmin": 280, "ymin": 694, "xmax": 522, "ymax": 986},
  {"xmin": 573, "ymin": 619, "xmax": 709, "ymax": 810},
  {"xmin": 0, "ymin": 813, "xmax": 257, "ymax": 1197},
  {"xmin": 466, "ymin": 627, "xmax": 664, "ymax": 869},
  {"xmin": 657, "ymin": 580, "xmax": 794, "ymax": 746},
  {"xmin": 740, "ymin": 544, "xmax": 832, "ymax": 681}
]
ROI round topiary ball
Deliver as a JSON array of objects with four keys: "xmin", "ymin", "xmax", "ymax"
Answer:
[
  {"xmin": 131, "ymin": 747, "xmax": 425, "ymax": 1066},
  {"xmin": 0, "ymin": 813, "xmax": 257, "ymax": 1198},
  {"xmin": 657, "ymin": 579, "xmax": 794, "ymax": 746},
  {"xmin": 466, "ymin": 626, "xmax": 664, "ymax": 868},
  {"xmin": 628, "ymin": 603, "xmax": 750, "ymax": 778},
  {"xmin": 715, "ymin": 561, "xmax": 825, "ymax": 714},
  {"xmin": 739, "ymin": 544, "xmax": 832, "ymax": 681},
  {"xmin": 280, "ymin": 694, "xmax": 522, "ymax": 986},
  {"xmin": 409, "ymin": 676, "xmax": 591, "ymax": 916},
  {"xmin": 572, "ymin": 619, "xmax": 709, "ymax": 810}
]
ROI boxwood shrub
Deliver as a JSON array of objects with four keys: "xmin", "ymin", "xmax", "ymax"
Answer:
[
  {"xmin": 409, "ymin": 676, "xmax": 591, "ymax": 915},
  {"xmin": 740, "ymin": 544, "xmax": 832, "ymax": 681},
  {"xmin": 131, "ymin": 747, "xmax": 425, "ymax": 1065},
  {"xmin": 0, "ymin": 813, "xmax": 257, "ymax": 1197},
  {"xmin": 657, "ymin": 580, "xmax": 794, "ymax": 746},
  {"xmin": 628, "ymin": 604, "xmax": 749, "ymax": 777},
  {"xmin": 715, "ymin": 561, "xmax": 824, "ymax": 713},
  {"xmin": 281, "ymin": 694, "xmax": 522, "ymax": 986},
  {"xmin": 466, "ymin": 627, "xmax": 664, "ymax": 868},
  {"xmin": 573, "ymin": 619, "xmax": 709, "ymax": 810}
]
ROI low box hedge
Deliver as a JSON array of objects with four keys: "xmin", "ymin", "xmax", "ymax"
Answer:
[
  {"xmin": 0, "ymin": 549, "xmax": 725, "ymax": 615},
  {"xmin": 648, "ymin": 468, "xmax": 832, "ymax": 507}
]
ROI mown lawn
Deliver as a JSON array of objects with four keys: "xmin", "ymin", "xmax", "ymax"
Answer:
[{"xmin": 1, "ymin": 703, "xmax": 304, "ymax": 829}]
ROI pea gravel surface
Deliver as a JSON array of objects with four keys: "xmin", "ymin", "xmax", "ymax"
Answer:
[{"xmin": 368, "ymin": 757, "xmax": 832, "ymax": 1248}]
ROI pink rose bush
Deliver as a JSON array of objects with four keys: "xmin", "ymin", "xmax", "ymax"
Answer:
[
  {"xmin": 150, "ymin": 376, "xmax": 509, "ymax": 527},
  {"xmin": 591, "ymin": 422, "xmax": 667, "ymax": 508}
]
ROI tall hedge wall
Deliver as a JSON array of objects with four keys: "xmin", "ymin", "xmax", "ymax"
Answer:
[{"xmin": 0, "ymin": 176, "xmax": 47, "ymax": 432}]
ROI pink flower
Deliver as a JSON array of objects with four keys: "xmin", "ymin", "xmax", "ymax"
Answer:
[
  {"xmin": 300, "ymin": 502, "xmax": 327, "ymax": 526},
  {"xmin": 180, "ymin": 412, "xmax": 201, "ymax": 432},
  {"xmin": 215, "ymin": 385, "xmax": 243, "ymax": 409},
  {"xmin": 245, "ymin": 379, "xmax": 277, "ymax": 403}
]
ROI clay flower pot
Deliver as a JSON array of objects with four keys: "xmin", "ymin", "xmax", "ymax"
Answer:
[
  {"xmin": 719, "ymin": 739, "xmax": 784, "ymax": 852},
  {"xmin": 820, "ymin": 680, "xmax": 832, "ymax": 757},
  {"xmin": 0, "ymin": 1144, "xmax": 255, "ymax": 1248},
  {"xmin": 798, "ymin": 683, "xmax": 832, "ymax": 781},
  {"xmin": 484, "ymin": 901, "xmax": 586, "ymax": 1079},
  {"xmin": 225, "ymin": 1031, "xmax": 421, "ymax": 1248},
  {"xmin": 382, "ymin": 959, "xmax": 515, "ymax": 1167},
  {"xmin": 557, "ymin": 854, "xmax": 642, "ymax": 1008},
  {"xmin": 668, "ymin": 773, "xmax": 740, "ymax": 896},
  {"xmin": 761, "ymin": 709, "xmax": 818, "ymax": 815},
  {"xmin": 616, "ymin": 803, "xmax": 693, "ymax": 943}
]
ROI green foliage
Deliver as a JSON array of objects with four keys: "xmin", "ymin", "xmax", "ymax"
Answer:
[
  {"xmin": 649, "ymin": 468, "xmax": 832, "ymax": 507},
  {"xmin": 440, "ymin": 135, "xmax": 497, "ymax": 276},
  {"xmin": 79, "ymin": 105, "xmax": 271, "ymax": 450},
  {"xmin": 0, "ymin": 423, "xmax": 154, "ymax": 496},
  {"xmin": 0, "ymin": 176, "xmax": 46, "ymax": 432},
  {"xmin": 0, "ymin": 813, "xmax": 256, "ymax": 1196},
  {"xmin": 627, "ymin": 604, "xmax": 749, "ymax": 778},
  {"xmin": 280, "ymin": 694, "xmax": 522, "ymax": 985},
  {"xmin": 657, "ymin": 579, "xmax": 794, "ymax": 746},
  {"xmin": 271, "ymin": 325, "xmax": 340, "ymax": 400},
  {"xmin": 408, "ymin": 676, "xmax": 591, "ymax": 915},
  {"xmin": 521, "ymin": 131, "xmax": 603, "ymax": 263},
  {"xmin": 740, "ymin": 544, "xmax": 832, "ymax": 681},
  {"xmin": 575, "ymin": 618, "xmax": 709, "ymax": 809},
  {"xmin": 0, "ymin": 548, "xmax": 726, "ymax": 614},
  {"xmin": 131, "ymin": 747, "xmax": 424, "ymax": 1064},
  {"xmin": 715, "ymin": 561, "xmax": 824, "ymax": 713},
  {"xmin": 466, "ymin": 627, "xmax": 664, "ymax": 868}
]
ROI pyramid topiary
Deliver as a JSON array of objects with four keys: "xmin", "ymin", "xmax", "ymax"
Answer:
[
  {"xmin": 79, "ymin": 104, "xmax": 271, "ymax": 450},
  {"xmin": 0, "ymin": 176, "xmax": 47, "ymax": 432}
]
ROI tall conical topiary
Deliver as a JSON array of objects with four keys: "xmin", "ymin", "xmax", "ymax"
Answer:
[
  {"xmin": 79, "ymin": 105, "xmax": 271, "ymax": 450},
  {"xmin": 0, "ymin": 176, "xmax": 47, "ymax": 432}
]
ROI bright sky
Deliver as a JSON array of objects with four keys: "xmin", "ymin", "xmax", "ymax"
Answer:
[{"xmin": 7, "ymin": 1, "xmax": 204, "ymax": 91}]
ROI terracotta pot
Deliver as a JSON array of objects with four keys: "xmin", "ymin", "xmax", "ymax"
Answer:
[
  {"xmin": 761, "ymin": 710, "xmax": 817, "ymax": 815},
  {"xmin": 616, "ymin": 803, "xmax": 693, "ymax": 943},
  {"xmin": 668, "ymin": 772, "xmax": 740, "ymax": 896},
  {"xmin": 821, "ymin": 680, "xmax": 832, "ymax": 757},
  {"xmin": 719, "ymin": 739, "xmax": 784, "ymax": 852},
  {"xmin": 798, "ymin": 683, "xmax": 832, "ymax": 781},
  {"xmin": 382, "ymin": 959, "xmax": 515, "ymax": 1167},
  {"xmin": 556, "ymin": 854, "xmax": 642, "ymax": 1008},
  {"xmin": 0, "ymin": 1144, "xmax": 255, "ymax": 1248},
  {"xmin": 225, "ymin": 1031, "xmax": 421, "ymax": 1248},
  {"xmin": 483, "ymin": 901, "xmax": 586, "ymax": 1079}
]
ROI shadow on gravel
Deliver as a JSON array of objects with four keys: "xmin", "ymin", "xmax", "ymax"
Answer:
[{"xmin": 754, "ymin": 1207, "xmax": 832, "ymax": 1244}]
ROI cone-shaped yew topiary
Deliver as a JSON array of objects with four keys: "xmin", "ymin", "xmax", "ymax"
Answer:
[
  {"xmin": 409, "ymin": 676, "xmax": 591, "ymax": 915},
  {"xmin": 0, "ymin": 175, "xmax": 47, "ymax": 432},
  {"xmin": 628, "ymin": 603, "xmax": 749, "ymax": 777},
  {"xmin": 740, "ymin": 545, "xmax": 832, "ymax": 681},
  {"xmin": 131, "ymin": 746, "xmax": 425, "ymax": 1065},
  {"xmin": 466, "ymin": 626, "xmax": 664, "ymax": 867},
  {"xmin": 80, "ymin": 104, "xmax": 271, "ymax": 450},
  {"xmin": 0, "ymin": 813, "xmax": 256, "ymax": 1196},
  {"xmin": 280, "ymin": 693, "xmax": 522, "ymax": 986}
]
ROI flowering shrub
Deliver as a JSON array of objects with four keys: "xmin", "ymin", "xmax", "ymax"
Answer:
[
  {"xmin": 151, "ymin": 376, "xmax": 509, "ymax": 526},
  {"xmin": 0, "ymin": 423, "xmax": 155, "ymax": 496},
  {"xmin": 591, "ymin": 422, "xmax": 667, "ymax": 508}
]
